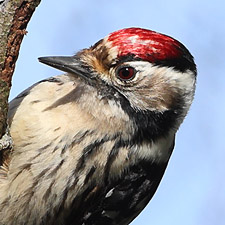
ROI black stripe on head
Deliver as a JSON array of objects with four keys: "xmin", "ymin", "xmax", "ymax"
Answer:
[
  {"xmin": 113, "ymin": 44, "xmax": 197, "ymax": 75},
  {"xmin": 154, "ymin": 53, "xmax": 197, "ymax": 74}
]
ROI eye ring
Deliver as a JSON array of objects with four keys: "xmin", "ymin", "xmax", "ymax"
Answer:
[{"xmin": 116, "ymin": 66, "xmax": 136, "ymax": 81}]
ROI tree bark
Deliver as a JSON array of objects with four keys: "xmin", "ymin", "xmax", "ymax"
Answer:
[{"xmin": 0, "ymin": 0, "xmax": 41, "ymax": 162}]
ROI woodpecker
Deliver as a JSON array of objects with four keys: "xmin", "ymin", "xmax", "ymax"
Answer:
[{"xmin": 0, "ymin": 28, "xmax": 196, "ymax": 225}]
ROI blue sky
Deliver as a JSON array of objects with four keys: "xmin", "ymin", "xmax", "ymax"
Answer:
[{"xmin": 11, "ymin": 0, "xmax": 225, "ymax": 224}]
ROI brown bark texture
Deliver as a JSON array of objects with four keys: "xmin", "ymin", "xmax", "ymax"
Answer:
[{"xmin": 0, "ymin": 0, "xmax": 41, "ymax": 162}]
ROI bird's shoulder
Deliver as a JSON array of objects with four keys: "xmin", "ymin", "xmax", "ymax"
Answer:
[
  {"xmin": 8, "ymin": 75, "xmax": 77, "ymax": 122},
  {"xmin": 64, "ymin": 157, "xmax": 172, "ymax": 225}
]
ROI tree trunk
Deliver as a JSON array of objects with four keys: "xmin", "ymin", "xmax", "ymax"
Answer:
[{"xmin": 0, "ymin": 0, "xmax": 41, "ymax": 163}]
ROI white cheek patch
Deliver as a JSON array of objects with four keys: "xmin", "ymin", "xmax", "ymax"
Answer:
[
  {"xmin": 121, "ymin": 61, "xmax": 196, "ymax": 90},
  {"xmin": 161, "ymin": 67, "xmax": 196, "ymax": 113},
  {"xmin": 112, "ymin": 61, "xmax": 196, "ymax": 105},
  {"xmin": 162, "ymin": 67, "xmax": 196, "ymax": 93},
  {"xmin": 110, "ymin": 61, "xmax": 196, "ymax": 129}
]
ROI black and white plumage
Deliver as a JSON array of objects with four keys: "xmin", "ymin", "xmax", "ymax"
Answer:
[{"xmin": 0, "ymin": 28, "xmax": 196, "ymax": 225}]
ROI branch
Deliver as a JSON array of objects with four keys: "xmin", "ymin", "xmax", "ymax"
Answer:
[{"xmin": 0, "ymin": 0, "xmax": 41, "ymax": 162}]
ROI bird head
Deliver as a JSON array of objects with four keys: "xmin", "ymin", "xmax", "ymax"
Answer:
[{"xmin": 39, "ymin": 27, "xmax": 196, "ymax": 141}]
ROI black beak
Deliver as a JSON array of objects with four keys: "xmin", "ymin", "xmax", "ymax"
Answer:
[{"xmin": 38, "ymin": 56, "xmax": 94, "ymax": 81}]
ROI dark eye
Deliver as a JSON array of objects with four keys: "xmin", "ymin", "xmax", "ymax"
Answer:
[{"xmin": 117, "ymin": 66, "xmax": 136, "ymax": 81}]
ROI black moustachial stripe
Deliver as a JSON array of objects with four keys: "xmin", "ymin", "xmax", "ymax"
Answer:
[
  {"xmin": 116, "ymin": 91, "xmax": 183, "ymax": 142},
  {"xmin": 93, "ymin": 81, "xmax": 183, "ymax": 143}
]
